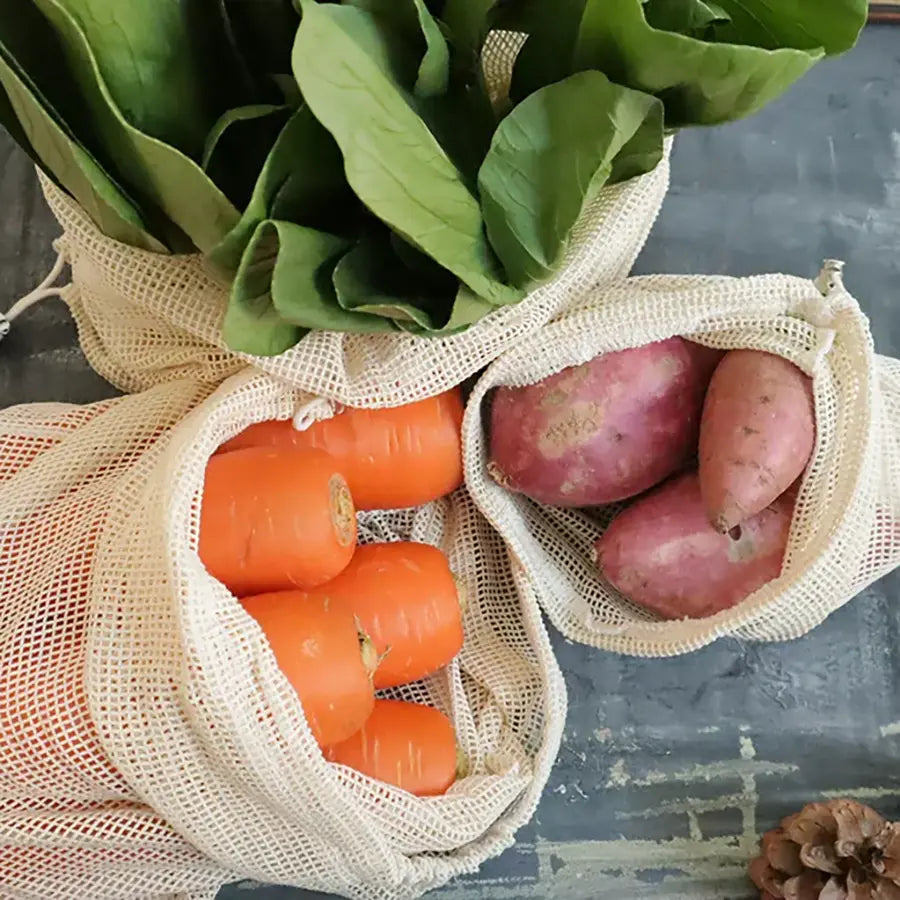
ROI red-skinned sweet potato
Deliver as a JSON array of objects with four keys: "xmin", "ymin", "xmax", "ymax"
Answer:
[
  {"xmin": 488, "ymin": 339, "xmax": 722, "ymax": 506},
  {"xmin": 699, "ymin": 350, "xmax": 814, "ymax": 533},
  {"xmin": 594, "ymin": 472, "xmax": 792, "ymax": 620}
]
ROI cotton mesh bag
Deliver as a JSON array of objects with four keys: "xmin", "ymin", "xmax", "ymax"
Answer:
[
  {"xmin": 462, "ymin": 263, "xmax": 900, "ymax": 657},
  {"xmin": 0, "ymin": 369, "xmax": 566, "ymax": 900},
  {"xmin": 30, "ymin": 135, "xmax": 671, "ymax": 404}
]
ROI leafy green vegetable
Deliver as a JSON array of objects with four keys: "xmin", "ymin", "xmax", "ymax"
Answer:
[
  {"xmin": 31, "ymin": 0, "xmax": 240, "ymax": 253},
  {"xmin": 202, "ymin": 104, "xmax": 291, "ymax": 209},
  {"xmin": 209, "ymin": 104, "xmax": 351, "ymax": 273},
  {"xmin": 642, "ymin": 0, "xmax": 730, "ymax": 37},
  {"xmin": 0, "ymin": 0, "xmax": 865, "ymax": 351},
  {"xmin": 224, "ymin": 218, "xmax": 396, "ymax": 354},
  {"xmin": 514, "ymin": 0, "xmax": 864, "ymax": 127},
  {"xmin": 223, "ymin": 0, "xmax": 299, "ymax": 84},
  {"xmin": 509, "ymin": 0, "xmax": 589, "ymax": 103},
  {"xmin": 710, "ymin": 0, "xmax": 866, "ymax": 55},
  {"xmin": 479, "ymin": 71, "xmax": 663, "ymax": 287},
  {"xmin": 410, "ymin": 0, "xmax": 451, "ymax": 98},
  {"xmin": 293, "ymin": 1, "xmax": 521, "ymax": 305},
  {"xmin": 36, "ymin": 0, "xmax": 243, "ymax": 157},
  {"xmin": 0, "ymin": 3, "xmax": 167, "ymax": 251},
  {"xmin": 572, "ymin": 0, "xmax": 863, "ymax": 126},
  {"xmin": 348, "ymin": 0, "xmax": 450, "ymax": 98},
  {"xmin": 332, "ymin": 229, "xmax": 460, "ymax": 329},
  {"xmin": 396, "ymin": 285, "xmax": 498, "ymax": 336},
  {"xmin": 440, "ymin": 0, "xmax": 500, "ymax": 60}
]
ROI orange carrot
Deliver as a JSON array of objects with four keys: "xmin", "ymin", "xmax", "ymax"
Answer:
[
  {"xmin": 240, "ymin": 590, "xmax": 377, "ymax": 746},
  {"xmin": 199, "ymin": 447, "xmax": 356, "ymax": 596},
  {"xmin": 310, "ymin": 542, "xmax": 464, "ymax": 689},
  {"xmin": 218, "ymin": 389, "xmax": 465, "ymax": 510},
  {"xmin": 325, "ymin": 699, "xmax": 461, "ymax": 796}
]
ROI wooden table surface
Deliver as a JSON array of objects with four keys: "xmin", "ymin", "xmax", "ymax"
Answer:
[{"xmin": 3, "ymin": 25, "xmax": 900, "ymax": 900}]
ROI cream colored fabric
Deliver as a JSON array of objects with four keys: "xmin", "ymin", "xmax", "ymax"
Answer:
[
  {"xmin": 38, "ymin": 142, "xmax": 671, "ymax": 404},
  {"xmin": 0, "ymin": 370, "xmax": 566, "ymax": 899},
  {"xmin": 463, "ymin": 270, "xmax": 900, "ymax": 656}
]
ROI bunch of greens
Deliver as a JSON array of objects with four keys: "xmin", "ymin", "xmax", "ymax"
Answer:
[{"xmin": 0, "ymin": 0, "xmax": 865, "ymax": 355}]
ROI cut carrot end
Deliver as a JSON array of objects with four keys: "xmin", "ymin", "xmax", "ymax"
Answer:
[{"xmin": 329, "ymin": 474, "xmax": 355, "ymax": 547}]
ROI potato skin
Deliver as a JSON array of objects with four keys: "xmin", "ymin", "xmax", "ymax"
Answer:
[
  {"xmin": 595, "ymin": 472, "xmax": 792, "ymax": 620},
  {"xmin": 488, "ymin": 339, "xmax": 722, "ymax": 507},
  {"xmin": 699, "ymin": 350, "xmax": 814, "ymax": 533}
]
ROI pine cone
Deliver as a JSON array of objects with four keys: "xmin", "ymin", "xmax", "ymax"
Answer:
[{"xmin": 749, "ymin": 800, "xmax": 900, "ymax": 899}]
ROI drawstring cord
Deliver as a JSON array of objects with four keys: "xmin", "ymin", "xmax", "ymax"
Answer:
[{"xmin": 0, "ymin": 245, "xmax": 68, "ymax": 342}]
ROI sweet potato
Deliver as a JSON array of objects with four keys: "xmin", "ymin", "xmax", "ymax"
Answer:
[
  {"xmin": 594, "ymin": 472, "xmax": 792, "ymax": 620},
  {"xmin": 699, "ymin": 350, "xmax": 814, "ymax": 533},
  {"xmin": 488, "ymin": 339, "xmax": 722, "ymax": 506}
]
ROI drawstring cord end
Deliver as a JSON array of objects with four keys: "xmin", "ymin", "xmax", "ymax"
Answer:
[{"xmin": 0, "ymin": 246, "xmax": 69, "ymax": 344}]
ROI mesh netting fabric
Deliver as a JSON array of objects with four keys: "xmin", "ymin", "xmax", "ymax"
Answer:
[
  {"xmin": 37, "ymin": 141, "xmax": 671, "ymax": 405},
  {"xmin": 0, "ymin": 370, "xmax": 567, "ymax": 899},
  {"xmin": 462, "ymin": 270, "xmax": 900, "ymax": 656}
]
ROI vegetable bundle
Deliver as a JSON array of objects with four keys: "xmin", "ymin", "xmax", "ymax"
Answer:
[
  {"xmin": 200, "ymin": 390, "xmax": 468, "ymax": 794},
  {"xmin": 489, "ymin": 340, "xmax": 815, "ymax": 621},
  {"xmin": 0, "ymin": 0, "xmax": 865, "ymax": 354}
]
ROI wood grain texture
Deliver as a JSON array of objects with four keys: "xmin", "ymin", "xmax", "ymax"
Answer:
[{"xmin": 1, "ymin": 24, "xmax": 900, "ymax": 900}]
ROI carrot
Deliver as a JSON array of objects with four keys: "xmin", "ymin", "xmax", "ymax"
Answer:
[
  {"xmin": 240, "ymin": 590, "xmax": 377, "ymax": 746},
  {"xmin": 217, "ymin": 389, "xmax": 465, "ymax": 510},
  {"xmin": 199, "ymin": 447, "xmax": 356, "ymax": 596},
  {"xmin": 324, "ymin": 699, "xmax": 462, "ymax": 796},
  {"xmin": 310, "ymin": 542, "xmax": 465, "ymax": 689}
]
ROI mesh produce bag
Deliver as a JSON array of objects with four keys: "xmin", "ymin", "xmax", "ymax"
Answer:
[
  {"xmin": 33, "ymin": 137, "xmax": 671, "ymax": 403},
  {"xmin": 462, "ymin": 264, "xmax": 900, "ymax": 656},
  {"xmin": 0, "ymin": 369, "xmax": 566, "ymax": 900}
]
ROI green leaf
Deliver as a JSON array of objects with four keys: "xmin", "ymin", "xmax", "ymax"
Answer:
[
  {"xmin": 0, "ymin": 80, "xmax": 34, "ymax": 163},
  {"xmin": 710, "ymin": 0, "xmax": 865, "ymax": 55},
  {"xmin": 347, "ymin": 0, "xmax": 450, "ymax": 97},
  {"xmin": 224, "ymin": 218, "xmax": 396, "ymax": 354},
  {"xmin": 478, "ymin": 71, "xmax": 664, "ymax": 287},
  {"xmin": 332, "ymin": 230, "xmax": 459, "ymax": 329},
  {"xmin": 37, "ymin": 0, "xmax": 249, "ymax": 157},
  {"xmin": 411, "ymin": 0, "xmax": 450, "ymax": 98},
  {"xmin": 202, "ymin": 104, "xmax": 291, "ymax": 208},
  {"xmin": 441, "ymin": 0, "xmax": 500, "ymax": 59},
  {"xmin": 509, "ymin": 0, "xmax": 588, "ymax": 104},
  {"xmin": 30, "ymin": 0, "xmax": 240, "ymax": 253},
  {"xmin": 419, "ymin": 75, "xmax": 496, "ymax": 190},
  {"xmin": 396, "ymin": 285, "xmax": 497, "ymax": 336},
  {"xmin": 208, "ymin": 104, "xmax": 351, "ymax": 273},
  {"xmin": 224, "ymin": 0, "xmax": 300, "ymax": 81},
  {"xmin": 293, "ymin": 2, "xmax": 520, "ymax": 305},
  {"xmin": 512, "ymin": 0, "xmax": 863, "ymax": 127},
  {"xmin": 571, "ymin": 0, "xmax": 863, "ymax": 126},
  {"xmin": 609, "ymin": 103, "xmax": 666, "ymax": 185},
  {"xmin": 642, "ymin": 0, "xmax": 731, "ymax": 36},
  {"xmin": 0, "ymin": 9, "xmax": 167, "ymax": 252}
]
